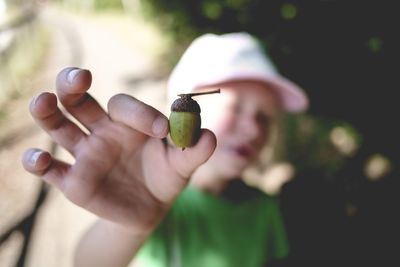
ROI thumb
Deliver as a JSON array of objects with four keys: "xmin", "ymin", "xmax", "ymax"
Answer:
[{"xmin": 169, "ymin": 129, "xmax": 216, "ymax": 178}]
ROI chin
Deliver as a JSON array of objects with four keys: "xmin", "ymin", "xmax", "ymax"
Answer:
[
  {"xmin": 214, "ymin": 156, "xmax": 249, "ymax": 178},
  {"xmin": 208, "ymin": 145, "xmax": 257, "ymax": 177}
]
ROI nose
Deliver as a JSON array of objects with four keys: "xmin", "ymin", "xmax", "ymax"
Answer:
[{"xmin": 239, "ymin": 115, "xmax": 264, "ymax": 141}]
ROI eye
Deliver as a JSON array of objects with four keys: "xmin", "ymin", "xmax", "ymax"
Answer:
[{"xmin": 256, "ymin": 113, "xmax": 272, "ymax": 129}]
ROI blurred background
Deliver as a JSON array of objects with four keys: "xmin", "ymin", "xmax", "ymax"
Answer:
[{"xmin": 0, "ymin": 0, "xmax": 398, "ymax": 266}]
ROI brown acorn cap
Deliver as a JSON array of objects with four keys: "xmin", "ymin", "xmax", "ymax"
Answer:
[
  {"xmin": 170, "ymin": 89, "xmax": 220, "ymax": 112},
  {"xmin": 171, "ymin": 94, "xmax": 201, "ymax": 113}
]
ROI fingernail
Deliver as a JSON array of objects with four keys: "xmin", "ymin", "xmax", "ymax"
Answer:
[
  {"xmin": 32, "ymin": 95, "xmax": 39, "ymax": 106},
  {"xmin": 67, "ymin": 68, "xmax": 81, "ymax": 84},
  {"xmin": 29, "ymin": 150, "xmax": 42, "ymax": 165},
  {"xmin": 32, "ymin": 92, "xmax": 45, "ymax": 106},
  {"xmin": 152, "ymin": 116, "xmax": 168, "ymax": 136}
]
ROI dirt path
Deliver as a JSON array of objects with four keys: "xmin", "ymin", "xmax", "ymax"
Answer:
[{"xmin": 0, "ymin": 4, "xmax": 168, "ymax": 267}]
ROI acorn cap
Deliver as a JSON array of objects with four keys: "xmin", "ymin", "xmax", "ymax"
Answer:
[{"xmin": 171, "ymin": 94, "xmax": 201, "ymax": 113}]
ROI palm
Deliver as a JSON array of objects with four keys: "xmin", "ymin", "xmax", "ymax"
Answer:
[
  {"xmin": 67, "ymin": 122, "xmax": 185, "ymax": 229},
  {"xmin": 23, "ymin": 68, "xmax": 216, "ymax": 231}
]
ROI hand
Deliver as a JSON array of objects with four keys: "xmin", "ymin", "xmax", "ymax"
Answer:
[{"xmin": 21, "ymin": 67, "xmax": 216, "ymax": 233}]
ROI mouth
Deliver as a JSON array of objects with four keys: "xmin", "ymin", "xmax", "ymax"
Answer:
[{"xmin": 232, "ymin": 144, "xmax": 256, "ymax": 160}]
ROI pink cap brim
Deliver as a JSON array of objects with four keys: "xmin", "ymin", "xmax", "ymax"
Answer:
[{"xmin": 192, "ymin": 73, "xmax": 309, "ymax": 113}]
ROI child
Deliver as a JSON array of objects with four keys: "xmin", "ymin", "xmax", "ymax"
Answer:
[{"xmin": 22, "ymin": 32, "xmax": 308, "ymax": 267}]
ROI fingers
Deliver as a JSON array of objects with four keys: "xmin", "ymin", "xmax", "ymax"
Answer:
[
  {"xmin": 30, "ymin": 92, "xmax": 87, "ymax": 155},
  {"xmin": 107, "ymin": 94, "xmax": 169, "ymax": 138},
  {"xmin": 56, "ymin": 67, "xmax": 110, "ymax": 131},
  {"xmin": 22, "ymin": 148, "xmax": 70, "ymax": 189},
  {"xmin": 169, "ymin": 129, "xmax": 217, "ymax": 178}
]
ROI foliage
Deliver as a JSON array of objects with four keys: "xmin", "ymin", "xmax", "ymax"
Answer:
[
  {"xmin": 138, "ymin": 0, "xmax": 259, "ymax": 58},
  {"xmin": 275, "ymin": 113, "xmax": 362, "ymax": 177},
  {"xmin": 91, "ymin": 0, "xmax": 123, "ymax": 10},
  {"xmin": 53, "ymin": 0, "xmax": 123, "ymax": 11},
  {"xmin": 0, "ymin": 7, "xmax": 48, "ymax": 108},
  {"xmin": 138, "ymin": 0, "xmax": 398, "ymax": 179}
]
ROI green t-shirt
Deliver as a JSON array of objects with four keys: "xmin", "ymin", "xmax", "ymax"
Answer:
[{"xmin": 136, "ymin": 184, "xmax": 289, "ymax": 267}]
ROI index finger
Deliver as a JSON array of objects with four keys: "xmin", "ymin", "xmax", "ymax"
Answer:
[{"xmin": 107, "ymin": 94, "xmax": 169, "ymax": 138}]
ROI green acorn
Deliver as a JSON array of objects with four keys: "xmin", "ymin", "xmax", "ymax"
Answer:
[{"xmin": 169, "ymin": 89, "xmax": 220, "ymax": 150}]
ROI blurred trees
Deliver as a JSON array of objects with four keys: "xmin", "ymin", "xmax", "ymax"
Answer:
[
  {"xmin": 54, "ymin": 0, "xmax": 124, "ymax": 10},
  {"xmin": 0, "ymin": 0, "xmax": 47, "ymax": 108},
  {"xmin": 139, "ymin": 0, "xmax": 399, "ymax": 178},
  {"xmin": 53, "ymin": 0, "xmax": 399, "ymax": 219},
  {"xmin": 138, "ymin": 1, "xmax": 399, "ymax": 266},
  {"xmin": 3, "ymin": 1, "xmax": 396, "ymax": 264}
]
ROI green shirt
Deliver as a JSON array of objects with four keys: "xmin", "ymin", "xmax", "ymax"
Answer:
[{"xmin": 137, "ymin": 185, "xmax": 289, "ymax": 267}]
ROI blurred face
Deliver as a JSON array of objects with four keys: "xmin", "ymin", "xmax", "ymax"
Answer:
[{"xmin": 196, "ymin": 80, "xmax": 281, "ymax": 179}]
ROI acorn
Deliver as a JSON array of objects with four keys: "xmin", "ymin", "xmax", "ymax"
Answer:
[{"xmin": 169, "ymin": 89, "xmax": 220, "ymax": 150}]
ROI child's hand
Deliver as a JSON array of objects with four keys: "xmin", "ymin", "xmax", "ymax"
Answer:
[{"xmin": 21, "ymin": 67, "xmax": 216, "ymax": 233}]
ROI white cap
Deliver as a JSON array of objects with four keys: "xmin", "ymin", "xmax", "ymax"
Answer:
[{"xmin": 167, "ymin": 32, "xmax": 309, "ymax": 112}]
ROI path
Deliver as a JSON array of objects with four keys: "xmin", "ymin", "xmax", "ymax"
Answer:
[{"xmin": 0, "ymin": 4, "xmax": 168, "ymax": 267}]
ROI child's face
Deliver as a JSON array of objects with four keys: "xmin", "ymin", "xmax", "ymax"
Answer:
[{"xmin": 196, "ymin": 80, "xmax": 281, "ymax": 178}]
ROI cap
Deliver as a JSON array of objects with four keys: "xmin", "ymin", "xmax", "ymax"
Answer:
[{"xmin": 167, "ymin": 32, "xmax": 309, "ymax": 112}]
